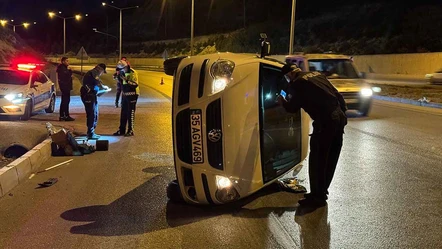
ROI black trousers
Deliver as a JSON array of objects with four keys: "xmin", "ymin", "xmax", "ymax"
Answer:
[
  {"xmin": 119, "ymin": 94, "xmax": 138, "ymax": 133},
  {"xmin": 81, "ymin": 95, "xmax": 98, "ymax": 136},
  {"xmin": 308, "ymin": 108, "xmax": 347, "ymax": 199},
  {"xmin": 59, "ymin": 90, "xmax": 71, "ymax": 117}
]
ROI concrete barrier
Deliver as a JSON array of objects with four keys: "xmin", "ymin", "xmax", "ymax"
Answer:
[{"xmin": 0, "ymin": 139, "xmax": 52, "ymax": 197}]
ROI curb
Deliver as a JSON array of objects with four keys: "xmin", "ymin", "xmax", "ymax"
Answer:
[
  {"xmin": 373, "ymin": 95, "xmax": 442, "ymax": 109},
  {"xmin": 0, "ymin": 139, "xmax": 52, "ymax": 198}
]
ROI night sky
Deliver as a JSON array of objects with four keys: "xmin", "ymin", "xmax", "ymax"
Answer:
[{"xmin": 1, "ymin": 0, "xmax": 440, "ymax": 54}]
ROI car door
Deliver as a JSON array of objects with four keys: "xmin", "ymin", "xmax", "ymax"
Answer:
[{"xmin": 30, "ymin": 71, "xmax": 49, "ymax": 110}]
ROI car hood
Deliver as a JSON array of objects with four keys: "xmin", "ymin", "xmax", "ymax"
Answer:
[
  {"xmin": 0, "ymin": 84, "xmax": 27, "ymax": 95},
  {"xmin": 329, "ymin": 78, "xmax": 367, "ymax": 92}
]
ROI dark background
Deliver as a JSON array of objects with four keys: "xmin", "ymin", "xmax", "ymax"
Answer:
[{"xmin": 1, "ymin": 0, "xmax": 442, "ymax": 55}]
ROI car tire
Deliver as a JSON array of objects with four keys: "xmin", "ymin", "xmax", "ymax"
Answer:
[
  {"xmin": 45, "ymin": 95, "xmax": 56, "ymax": 113},
  {"xmin": 20, "ymin": 100, "xmax": 32, "ymax": 121},
  {"xmin": 359, "ymin": 105, "xmax": 371, "ymax": 117},
  {"xmin": 167, "ymin": 180, "xmax": 184, "ymax": 203}
]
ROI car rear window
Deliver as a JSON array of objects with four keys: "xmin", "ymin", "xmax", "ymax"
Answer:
[{"xmin": 0, "ymin": 70, "xmax": 30, "ymax": 85}]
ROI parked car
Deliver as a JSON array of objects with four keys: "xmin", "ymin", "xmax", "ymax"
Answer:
[
  {"xmin": 425, "ymin": 70, "xmax": 442, "ymax": 84},
  {"xmin": 0, "ymin": 63, "xmax": 56, "ymax": 120}
]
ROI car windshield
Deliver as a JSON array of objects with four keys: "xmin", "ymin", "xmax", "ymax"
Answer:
[
  {"xmin": 0, "ymin": 70, "xmax": 30, "ymax": 85},
  {"xmin": 259, "ymin": 63, "xmax": 302, "ymax": 183},
  {"xmin": 308, "ymin": 59, "xmax": 359, "ymax": 79}
]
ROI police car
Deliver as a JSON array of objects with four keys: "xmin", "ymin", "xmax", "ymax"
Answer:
[
  {"xmin": 272, "ymin": 53, "xmax": 373, "ymax": 116},
  {"xmin": 0, "ymin": 63, "xmax": 56, "ymax": 120},
  {"xmin": 165, "ymin": 39, "xmax": 310, "ymax": 205}
]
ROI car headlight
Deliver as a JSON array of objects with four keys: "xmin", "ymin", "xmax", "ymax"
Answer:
[
  {"xmin": 4, "ymin": 93, "xmax": 24, "ymax": 101},
  {"xmin": 210, "ymin": 59, "xmax": 235, "ymax": 94},
  {"xmin": 215, "ymin": 175, "xmax": 240, "ymax": 203},
  {"xmin": 361, "ymin": 88, "xmax": 373, "ymax": 97}
]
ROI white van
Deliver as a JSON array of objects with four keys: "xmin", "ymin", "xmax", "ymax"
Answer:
[{"xmin": 165, "ymin": 52, "xmax": 310, "ymax": 205}]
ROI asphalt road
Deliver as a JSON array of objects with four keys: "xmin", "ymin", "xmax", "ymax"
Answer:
[{"xmin": 0, "ymin": 71, "xmax": 441, "ymax": 249}]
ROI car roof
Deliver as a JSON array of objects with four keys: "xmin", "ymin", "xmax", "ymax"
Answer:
[
  {"xmin": 285, "ymin": 53, "xmax": 351, "ymax": 60},
  {"xmin": 183, "ymin": 52, "xmax": 285, "ymax": 68}
]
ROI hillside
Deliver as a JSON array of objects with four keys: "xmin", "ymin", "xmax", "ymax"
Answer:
[
  {"xmin": 117, "ymin": 2, "xmax": 442, "ymax": 57},
  {"xmin": 0, "ymin": 28, "xmax": 43, "ymax": 63}
]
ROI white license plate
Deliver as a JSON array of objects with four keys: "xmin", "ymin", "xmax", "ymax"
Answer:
[
  {"xmin": 346, "ymin": 99, "xmax": 359, "ymax": 104},
  {"xmin": 190, "ymin": 109, "xmax": 204, "ymax": 164}
]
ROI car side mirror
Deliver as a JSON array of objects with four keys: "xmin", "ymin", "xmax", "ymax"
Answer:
[
  {"xmin": 260, "ymin": 33, "xmax": 271, "ymax": 58},
  {"xmin": 32, "ymin": 82, "xmax": 42, "ymax": 88}
]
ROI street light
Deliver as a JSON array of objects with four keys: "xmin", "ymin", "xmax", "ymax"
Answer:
[
  {"xmin": 102, "ymin": 2, "xmax": 139, "ymax": 59},
  {"xmin": 0, "ymin": 19, "xmax": 35, "ymax": 33},
  {"xmin": 48, "ymin": 11, "xmax": 84, "ymax": 55},
  {"xmin": 289, "ymin": 0, "xmax": 297, "ymax": 55}
]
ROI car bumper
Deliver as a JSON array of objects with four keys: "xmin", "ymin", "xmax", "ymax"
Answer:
[{"xmin": 0, "ymin": 102, "xmax": 26, "ymax": 115}]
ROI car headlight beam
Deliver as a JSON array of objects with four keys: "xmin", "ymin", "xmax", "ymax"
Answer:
[
  {"xmin": 210, "ymin": 59, "xmax": 235, "ymax": 94},
  {"xmin": 216, "ymin": 175, "xmax": 232, "ymax": 189},
  {"xmin": 361, "ymin": 88, "xmax": 373, "ymax": 97}
]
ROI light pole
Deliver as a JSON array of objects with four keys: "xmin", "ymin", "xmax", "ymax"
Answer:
[
  {"xmin": 0, "ymin": 19, "xmax": 36, "ymax": 33},
  {"xmin": 289, "ymin": 0, "xmax": 297, "ymax": 55},
  {"xmin": 102, "ymin": 2, "xmax": 139, "ymax": 60},
  {"xmin": 191, "ymin": 0, "xmax": 194, "ymax": 55},
  {"xmin": 93, "ymin": 28, "xmax": 119, "ymax": 62},
  {"xmin": 48, "ymin": 12, "xmax": 84, "ymax": 55}
]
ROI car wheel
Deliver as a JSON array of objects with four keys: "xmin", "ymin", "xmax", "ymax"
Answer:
[
  {"xmin": 359, "ymin": 105, "xmax": 371, "ymax": 117},
  {"xmin": 21, "ymin": 100, "xmax": 32, "ymax": 121},
  {"xmin": 45, "ymin": 95, "xmax": 56, "ymax": 113},
  {"xmin": 167, "ymin": 180, "xmax": 184, "ymax": 203}
]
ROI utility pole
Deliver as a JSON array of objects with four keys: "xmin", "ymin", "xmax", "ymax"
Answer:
[{"xmin": 289, "ymin": 0, "xmax": 297, "ymax": 55}]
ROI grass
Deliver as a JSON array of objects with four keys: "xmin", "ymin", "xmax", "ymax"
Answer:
[{"xmin": 370, "ymin": 84, "xmax": 442, "ymax": 104}]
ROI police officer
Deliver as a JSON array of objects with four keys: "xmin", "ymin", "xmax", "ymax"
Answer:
[
  {"xmin": 113, "ymin": 60, "xmax": 139, "ymax": 137},
  {"xmin": 113, "ymin": 57, "xmax": 130, "ymax": 108},
  {"xmin": 80, "ymin": 63, "xmax": 107, "ymax": 139},
  {"xmin": 56, "ymin": 57, "xmax": 75, "ymax": 121},
  {"xmin": 277, "ymin": 64, "xmax": 348, "ymax": 207}
]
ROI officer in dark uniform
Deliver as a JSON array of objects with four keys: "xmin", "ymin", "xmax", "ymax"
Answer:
[
  {"xmin": 113, "ymin": 61, "xmax": 139, "ymax": 137},
  {"xmin": 80, "ymin": 63, "xmax": 107, "ymax": 139},
  {"xmin": 56, "ymin": 57, "xmax": 75, "ymax": 121},
  {"xmin": 277, "ymin": 64, "xmax": 348, "ymax": 207}
]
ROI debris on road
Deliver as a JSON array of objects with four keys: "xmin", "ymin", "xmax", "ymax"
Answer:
[
  {"xmin": 277, "ymin": 177, "xmax": 307, "ymax": 193},
  {"xmin": 38, "ymin": 178, "xmax": 58, "ymax": 188},
  {"xmin": 37, "ymin": 159, "xmax": 73, "ymax": 173}
]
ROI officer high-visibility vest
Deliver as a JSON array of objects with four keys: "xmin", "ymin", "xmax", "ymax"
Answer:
[{"xmin": 122, "ymin": 69, "xmax": 140, "ymax": 95}]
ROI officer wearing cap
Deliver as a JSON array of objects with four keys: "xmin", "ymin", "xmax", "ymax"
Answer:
[
  {"xmin": 113, "ymin": 56, "xmax": 130, "ymax": 108},
  {"xmin": 277, "ymin": 63, "xmax": 347, "ymax": 207},
  {"xmin": 56, "ymin": 57, "xmax": 75, "ymax": 121},
  {"xmin": 80, "ymin": 63, "xmax": 107, "ymax": 139}
]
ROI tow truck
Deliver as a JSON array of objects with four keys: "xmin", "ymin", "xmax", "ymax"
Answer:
[
  {"xmin": 0, "ymin": 63, "xmax": 56, "ymax": 120},
  {"xmin": 164, "ymin": 35, "xmax": 310, "ymax": 205}
]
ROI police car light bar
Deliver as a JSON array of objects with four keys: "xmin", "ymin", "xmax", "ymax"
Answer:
[{"xmin": 17, "ymin": 64, "xmax": 37, "ymax": 69}]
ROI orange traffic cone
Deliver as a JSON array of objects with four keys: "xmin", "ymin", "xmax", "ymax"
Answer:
[{"xmin": 160, "ymin": 77, "xmax": 164, "ymax": 85}]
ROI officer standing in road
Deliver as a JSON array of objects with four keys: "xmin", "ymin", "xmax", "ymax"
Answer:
[
  {"xmin": 113, "ymin": 60, "xmax": 139, "ymax": 137},
  {"xmin": 80, "ymin": 63, "xmax": 107, "ymax": 139},
  {"xmin": 56, "ymin": 57, "xmax": 75, "ymax": 121},
  {"xmin": 277, "ymin": 64, "xmax": 348, "ymax": 207},
  {"xmin": 113, "ymin": 56, "xmax": 130, "ymax": 108}
]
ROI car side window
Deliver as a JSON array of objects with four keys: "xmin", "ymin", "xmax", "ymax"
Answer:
[
  {"xmin": 31, "ymin": 72, "xmax": 40, "ymax": 84},
  {"xmin": 38, "ymin": 72, "xmax": 48, "ymax": 83}
]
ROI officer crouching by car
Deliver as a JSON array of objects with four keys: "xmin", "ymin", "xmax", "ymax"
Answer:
[
  {"xmin": 113, "ymin": 60, "xmax": 139, "ymax": 137},
  {"xmin": 277, "ymin": 64, "xmax": 347, "ymax": 208},
  {"xmin": 80, "ymin": 63, "xmax": 107, "ymax": 139}
]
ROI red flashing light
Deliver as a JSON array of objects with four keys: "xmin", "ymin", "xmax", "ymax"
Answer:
[{"xmin": 17, "ymin": 64, "xmax": 37, "ymax": 70}]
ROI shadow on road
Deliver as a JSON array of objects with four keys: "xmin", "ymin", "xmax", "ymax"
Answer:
[{"xmin": 60, "ymin": 166, "xmax": 303, "ymax": 237}]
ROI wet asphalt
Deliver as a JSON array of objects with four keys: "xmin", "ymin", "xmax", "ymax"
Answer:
[{"xmin": 0, "ymin": 72, "xmax": 441, "ymax": 249}]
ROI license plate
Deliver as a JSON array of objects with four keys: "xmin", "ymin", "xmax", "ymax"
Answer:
[
  {"xmin": 345, "ymin": 99, "xmax": 359, "ymax": 104},
  {"xmin": 190, "ymin": 109, "xmax": 204, "ymax": 164}
]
